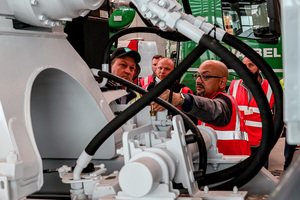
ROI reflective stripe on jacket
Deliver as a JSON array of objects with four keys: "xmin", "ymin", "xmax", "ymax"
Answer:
[
  {"xmin": 230, "ymin": 79, "xmax": 274, "ymax": 146},
  {"xmin": 129, "ymin": 92, "xmax": 141, "ymax": 103}
]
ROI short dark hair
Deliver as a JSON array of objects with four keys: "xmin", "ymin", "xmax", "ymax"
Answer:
[{"xmin": 152, "ymin": 55, "xmax": 163, "ymax": 60}]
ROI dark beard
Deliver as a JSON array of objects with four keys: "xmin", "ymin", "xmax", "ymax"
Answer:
[
  {"xmin": 197, "ymin": 92, "xmax": 205, "ymax": 97},
  {"xmin": 196, "ymin": 83, "xmax": 205, "ymax": 97},
  {"xmin": 253, "ymin": 71, "xmax": 259, "ymax": 79},
  {"xmin": 196, "ymin": 89, "xmax": 205, "ymax": 97}
]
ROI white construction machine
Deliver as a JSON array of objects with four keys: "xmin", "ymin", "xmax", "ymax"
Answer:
[{"xmin": 0, "ymin": 0, "xmax": 296, "ymax": 200}]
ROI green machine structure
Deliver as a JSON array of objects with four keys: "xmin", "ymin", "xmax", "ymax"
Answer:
[{"xmin": 108, "ymin": 6, "xmax": 136, "ymax": 37}]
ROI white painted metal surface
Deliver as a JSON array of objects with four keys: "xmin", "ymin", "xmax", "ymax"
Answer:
[
  {"xmin": 282, "ymin": 0, "xmax": 300, "ymax": 144},
  {"xmin": 6, "ymin": 0, "xmax": 104, "ymax": 27},
  {"xmin": 0, "ymin": 0, "xmax": 119, "ymax": 197}
]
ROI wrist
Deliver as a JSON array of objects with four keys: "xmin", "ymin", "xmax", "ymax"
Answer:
[{"xmin": 178, "ymin": 93, "xmax": 185, "ymax": 106}]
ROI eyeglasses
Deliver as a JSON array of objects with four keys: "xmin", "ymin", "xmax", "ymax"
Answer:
[{"xmin": 192, "ymin": 74, "xmax": 223, "ymax": 81}]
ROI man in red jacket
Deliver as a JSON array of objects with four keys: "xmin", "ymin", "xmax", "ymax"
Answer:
[
  {"xmin": 139, "ymin": 55, "xmax": 163, "ymax": 89},
  {"xmin": 146, "ymin": 57, "xmax": 193, "ymax": 94},
  {"xmin": 153, "ymin": 60, "xmax": 251, "ymax": 156},
  {"xmin": 228, "ymin": 57, "xmax": 274, "ymax": 166}
]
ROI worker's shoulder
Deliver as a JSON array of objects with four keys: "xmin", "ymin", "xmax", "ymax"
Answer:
[{"xmin": 229, "ymin": 79, "xmax": 242, "ymax": 86}]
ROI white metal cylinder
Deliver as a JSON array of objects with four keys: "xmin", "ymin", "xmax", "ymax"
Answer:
[
  {"xmin": 119, "ymin": 157, "xmax": 163, "ymax": 197},
  {"xmin": 6, "ymin": 0, "xmax": 104, "ymax": 27},
  {"xmin": 176, "ymin": 19, "xmax": 204, "ymax": 43}
]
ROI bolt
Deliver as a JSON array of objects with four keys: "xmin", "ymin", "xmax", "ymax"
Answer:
[
  {"xmin": 158, "ymin": 0, "xmax": 166, "ymax": 7},
  {"xmin": 99, "ymin": 164, "xmax": 105, "ymax": 169},
  {"xmin": 141, "ymin": 5, "xmax": 148, "ymax": 13},
  {"xmin": 146, "ymin": 12, "xmax": 153, "ymax": 19},
  {"xmin": 44, "ymin": 20, "xmax": 50, "ymax": 26},
  {"xmin": 159, "ymin": 21, "xmax": 167, "ymax": 29},
  {"xmin": 31, "ymin": 0, "xmax": 38, "ymax": 6},
  {"xmin": 39, "ymin": 15, "xmax": 45, "ymax": 21},
  {"xmin": 204, "ymin": 186, "xmax": 209, "ymax": 194},
  {"xmin": 233, "ymin": 186, "xmax": 238, "ymax": 194}
]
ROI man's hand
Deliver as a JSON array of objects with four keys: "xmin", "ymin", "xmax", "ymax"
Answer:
[
  {"xmin": 150, "ymin": 90, "xmax": 170, "ymax": 112},
  {"xmin": 150, "ymin": 90, "xmax": 184, "ymax": 111}
]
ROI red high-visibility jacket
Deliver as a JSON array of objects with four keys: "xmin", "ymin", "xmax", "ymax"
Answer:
[
  {"xmin": 229, "ymin": 79, "xmax": 274, "ymax": 146},
  {"xmin": 198, "ymin": 92, "xmax": 251, "ymax": 155}
]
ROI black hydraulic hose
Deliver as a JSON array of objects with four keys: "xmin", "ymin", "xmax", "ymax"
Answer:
[
  {"xmin": 181, "ymin": 0, "xmax": 193, "ymax": 15},
  {"xmin": 85, "ymin": 43, "xmax": 208, "ymax": 169},
  {"xmin": 97, "ymin": 70, "xmax": 207, "ymax": 173},
  {"xmin": 168, "ymin": 41, "xmax": 181, "ymax": 116},
  {"xmin": 174, "ymin": 41, "xmax": 181, "ymax": 72},
  {"xmin": 208, "ymin": 33, "xmax": 284, "ymax": 189},
  {"xmin": 168, "ymin": 83, "xmax": 174, "ymax": 116},
  {"xmin": 193, "ymin": 35, "xmax": 274, "ymax": 189},
  {"xmin": 195, "ymin": 34, "xmax": 283, "ymax": 189}
]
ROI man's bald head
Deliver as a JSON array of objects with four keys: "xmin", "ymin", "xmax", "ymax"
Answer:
[
  {"xmin": 195, "ymin": 60, "xmax": 228, "ymax": 98},
  {"xmin": 156, "ymin": 57, "xmax": 175, "ymax": 80},
  {"xmin": 200, "ymin": 60, "xmax": 229, "ymax": 79}
]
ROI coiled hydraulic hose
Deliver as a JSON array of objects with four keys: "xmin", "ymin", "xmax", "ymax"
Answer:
[
  {"xmin": 193, "ymin": 35, "xmax": 275, "ymax": 189},
  {"xmin": 97, "ymin": 70, "xmax": 206, "ymax": 173},
  {"xmin": 207, "ymin": 33, "xmax": 283, "ymax": 189},
  {"xmin": 83, "ymin": 43, "xmax": 208, "ymax": 172},
  {"xmin": 193, "ymin": 33, "xmax": 283, "ymax": 189}
]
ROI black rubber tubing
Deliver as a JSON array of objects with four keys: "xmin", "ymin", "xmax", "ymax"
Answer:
[
  {"xmin": 181, "ymin": 0, "xmax": 193, "ymax": 15},
  {"xmin": 168, "ymin": 41, "xmax": 181, "ymax": 116},
  {"xmin": 194, "ymin": 37, "xmax": 274, "ymax": 187},
  {"xmin": 97, "ymin": 70, "xmax": 207, "ymax": 174},
  {"xmin": 194, "ymin": 35, "xmax": 275, "ymax": 189},
  {"xmin": 198, "ymin": 33, "xmax": 283, "ymax": 189},
  {"xmin": 85, "ymin": 43, "xmax": 208, "ymax": 168},
  {"xmin": 208, "ymin": 33, "xmax": 284, "ymax": 189}
]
